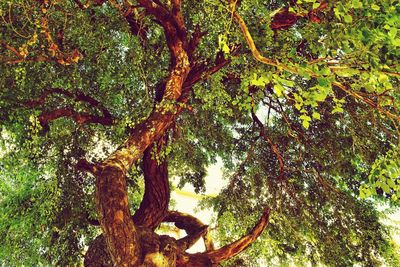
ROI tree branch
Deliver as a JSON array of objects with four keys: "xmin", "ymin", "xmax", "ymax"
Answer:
[
  {"xmin": 176, "ymin": 225, "xmax": 208, "ymax": 251},
  {"xmin": 38, "ymin": 107, "xmax": 113, "ymax": 127},
  {"xmin": 164, "ymin": 210, "xmax": 215, "ymax": 252},
  {"xmin": 251, "ymin": 108, "xmax": 285, "ymax": 180},
  {"xmin": 132, "ymin": 135, "xmax": 170, "ymax": 230},
  {"xmin": 232, "ymin": 7, "xmax": 400, "ymax": 124},
  {"xmin": 270, "ymin": 2, "xmax": 328, "ymax": 30},
  {"xmin": 176, "ymin": 208, "xmax": 270, "ymax": 266},
  {"xmin": 201, "ymin": 207, "xmax": 270, "ymax": 263},
  {"xmin": 23, "ymin": 88, "xmax": 114, "ymax": 127}
]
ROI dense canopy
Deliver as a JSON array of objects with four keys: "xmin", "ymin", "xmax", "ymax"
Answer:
[{"xmin": 1, "ymin": 0, "xmax": 400, "ymax": 266}]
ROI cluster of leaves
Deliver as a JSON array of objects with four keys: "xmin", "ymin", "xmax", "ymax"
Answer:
[
  {"xmin": 360, "ymin": 146, "xmax": 400, "ymax": 200},
  {"xmin": 0, "ymin": 0, "xmax": 399, "ymax": 266}
]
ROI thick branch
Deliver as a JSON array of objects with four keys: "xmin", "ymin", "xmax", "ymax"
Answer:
[
  {"xmin": 132, "ymin": 135, "xmax": 170, "ymax": 230},
  {"xmin": 200, "ymin": 207, "xmax": 270, "ymax": 263},
  {"xmin": 137, "ymin": 0, "xmax": 187, "ymax": 64},
  {"xmin": 95, "ymin": 2, "xmax": 190, "ymax": 265},
  {"xmin": 164, "ymin": 210, "xmax": 215, "ymax": 252},
  {"xmin": 175, "ymin": 208, "xmax": 270, "ymax": 266}
]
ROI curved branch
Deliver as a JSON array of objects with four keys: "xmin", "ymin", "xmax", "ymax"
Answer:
[
  {"xmin": 38, "ymin": 107, "xmax": 113, "ymax": 127},
  {"xmin": 232, "ymin": 7, "xmax": 400, "ymax": 124},
  {"xmin": 24, "ymin": 88, "xmax": 111, "ymax": 115},
  {"xmin": 132, "ymin": 135, "xmax": 170, "ymax": 230},
  {"xmin": 95, "ymin": 2, "xmax": 191, "ymax": 265},
  {"xmin": 164, "ymin": 210, "xmax": 215, "ymax": 252},
  {"xmin": 200, "ymin": 207, "xmax": 270, "ymax": 263},
  {"xmin": 175, "ymin": 208, "xmax": 270, "ymax": 266}
]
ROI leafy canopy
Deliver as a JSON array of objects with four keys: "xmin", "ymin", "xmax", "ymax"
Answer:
[{"xmin": 0, "ymin": 0, "xmax": 400, "ymax": 266}]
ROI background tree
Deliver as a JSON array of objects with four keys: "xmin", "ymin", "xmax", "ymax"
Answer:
[{"xmin": 0, "ymin": 0, "xmax": 399, "ymax": 266}]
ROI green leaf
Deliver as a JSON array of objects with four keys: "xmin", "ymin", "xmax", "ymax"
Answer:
[
  {"xmin": 312, "ymin": 112, "xmax": 321, "ymax": 120},
  {"xmin": 302, "ymin": 120, "xmax": 310, "ymax": 129},
  {"xmin": 332, "ymin": 106, "xmax": 344, "ymax": 114},
  {"xmin": 335, "ymin": 68, "xmax": 360, "ymax": 77},
  {"xmin": 381, "ymin": 182, "xmax": 391, "ymax": 194},
  {"xmin": 371, "ymin": 4, "xmax": 380, "ymax": 11},
  {"xmin": 344, "ymin": 14, "xmax": 353, "ymax": 23},
  {"xmin": 317, "ymin": 77, "xmax": 330, "ymax": 88},
  {"xmin": 387, "ymin": 179, "xmax": 396, "ymax": 189},
  {"xmin": 274, "ymin": 83, "xmax": 285, "ymax": 97},
  {"xmin": 388, "ymin": 27, "xmax": 397, "ymax": 40},
  {"xmin": 351, "ymin": 0, "xmax": 363, "ymax": 8},
  {"xmin": 378, "ymin": 73, "xmax": 389, "ymax": 83},
  {"xmin": 277, "ymin": 77, "xmax": 294, "ymax": 87}
]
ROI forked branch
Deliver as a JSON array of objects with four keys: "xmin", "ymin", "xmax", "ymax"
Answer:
[
  {"xmin": 23, "ymin": 88, "xmax": 113, "ymax": 127},
  {"xmin": 164, "ymin": 210, "xmax": 215, "ymax": 252}
]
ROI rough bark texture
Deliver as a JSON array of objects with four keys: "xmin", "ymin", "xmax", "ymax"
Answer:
[
  {"xmin": 94, "ymin": 0, "xmax": 190, "ymax": 264},
  {"xmin": 84, "ymin": 235, "xmax": 112, "ymax": 267},
  {"xmin": 132, "ymin": 136, "xmax": 170, "ymax": 230},
  {"xmin": 164, "ymin": 211, "xmax": 215, "ymax": 252},
  {"xmin": 85, "ymin": 1, "xmax": 271, "ymax": 266}
]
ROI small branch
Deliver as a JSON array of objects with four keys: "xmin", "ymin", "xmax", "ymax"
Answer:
[
  {"xmin": 0, "ymin": 40, "xmax": 22, "ymax": 57},
  {"xmin": 270, "ymin": 2, "xmax": 328, "ymax": 30},
  {"xmin": 183, "ymin": 44, "xmax": 241, "ymax": 92},
  {"xmin": 110, "ymin": 0, "xmax": 148, "ymax": 42},
  {"xmin": 176, "ymin": 225, "xmax": 208, "ymax": 251},
  {"xmin": 187, "ymin": 25, "xmax": 207, "ymax": 60},
  {"xmin": 23, "ymin": 87, "xmax": 114, "ymax": 127},
  {"xmin": 232, "ymin": 8, "xmax": 400, "ymax": 124},
  {"xmin": 72, "ymin": 0, "xmax": 86, "ymax": 9},
  {"xmin": 251, "ymin": 108, "xmax": 285, "ymax": 180}
]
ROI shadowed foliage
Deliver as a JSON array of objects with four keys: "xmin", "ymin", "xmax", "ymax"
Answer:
[{"xmin": 0, "ymin": 0, "xmax": 400, "ymax": 266}]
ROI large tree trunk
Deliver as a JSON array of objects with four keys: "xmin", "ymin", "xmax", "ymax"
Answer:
[
  {"xmin": 85, "ymin": 2, "xmax": 272, "ymax": 266},
  {"xmin": 95, "ymin": 31, "xmax": 190, "ymax": 267}
]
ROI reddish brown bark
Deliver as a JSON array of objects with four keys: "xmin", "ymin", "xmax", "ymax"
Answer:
[
  {"xmin": 175, "ymin": 208, "xmax": 271, "ymax": 266},
  {"xmin": 132, "ymin": 136, "xmax": 170, "ymax": 230},
  {"xmin": 23, "ymin": 88, "xmax": 113, "ymax": 128},
  {"xmin": 94, "ymin": 0, "xmax": 190, "ymax": 265},
  {"xmin": 164, "ymin": 211, "xmax": 215, "ymax": 252},
  {"xmin": 270, "ymin": 2, "xmax": 328, "ymax": 30}
]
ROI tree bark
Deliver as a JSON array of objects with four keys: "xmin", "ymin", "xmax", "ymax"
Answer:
[
  {"xmin": 94, "ymin": 1, "xmax": 191, "ymax": 260},
  {"xmin": 132, "ymin": 135, "xmax": 170, "ymax": 230}
]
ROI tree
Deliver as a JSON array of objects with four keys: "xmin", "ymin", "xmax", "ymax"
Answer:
[{"xmin": 0, "ymin": 0, "xmax": 399, "ymax": 266}]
